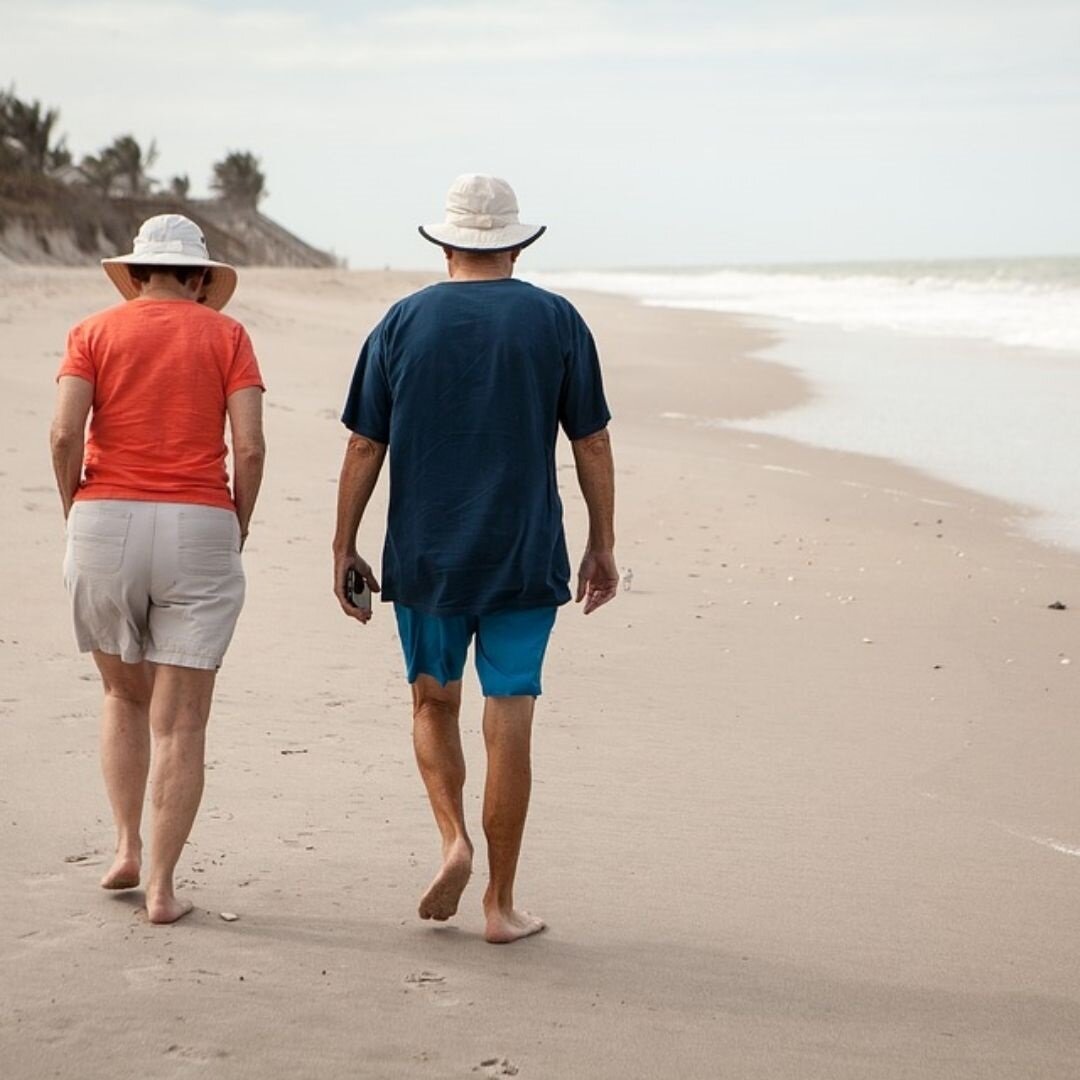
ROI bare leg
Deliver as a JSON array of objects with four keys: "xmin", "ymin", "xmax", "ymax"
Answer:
[
  {"xmin": 482, "ymin": 695, "xmax": 544, "ymax": 944},
  {"xmin": 145, "ymin": 664, "xmax": 216, "ymax": 924},
  {"xmin": 93, "ymin": 652, "xmax": 154, "ymax": 889},
  {"xmin": 411, "ymin": 676, "xmax": 473, "ymax": 920}
]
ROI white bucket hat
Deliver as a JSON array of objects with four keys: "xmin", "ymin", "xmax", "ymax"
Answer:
[
  {"xmin": 419, "ymin": 174, "xmax": 545, "ymax": 252},
  {"xmin": 101, "ymin": 214, "xmax": 238, "ymax": 311}
]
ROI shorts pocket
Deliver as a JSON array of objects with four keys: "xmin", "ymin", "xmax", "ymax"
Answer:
[
  {"xmin": 71, "ymin": 506, "xmax": 132, "ymax": 574},
  {"xmin": 178, "ymin": 509, "xmax": 241, "ymax": 576}
]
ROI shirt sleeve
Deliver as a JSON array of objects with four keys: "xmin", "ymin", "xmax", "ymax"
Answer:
[
  {"xmin": 57, "ymin": 322, "xmax": 95, "ymax": 384},
  {"xmin": 558, "ymin": 307, "xmax": 611, "ymax": 440},
  {"xmin": 225, "ymin": 325, "xmax": 266, "ymax": 396},
  {"xmin": 341, "ymin": 323, "xmax": 392, "ymax": 444}
]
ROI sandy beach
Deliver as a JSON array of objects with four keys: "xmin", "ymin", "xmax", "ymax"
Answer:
[{"xmin": 2, "ymin": 266, "xmax": 1079, "ymax": 1079}]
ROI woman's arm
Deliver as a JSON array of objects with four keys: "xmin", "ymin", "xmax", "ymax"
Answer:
[
  {"xmin": 226, "ymin": 386, "xmax": 266, "ymax": 546},
  {"xmin": 50, "ymin": 376, "xmax": 93, "ymax": 519}
]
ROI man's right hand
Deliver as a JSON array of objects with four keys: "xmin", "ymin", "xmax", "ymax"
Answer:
[
  {"xmin": 575, "ymin": 549, "xmax": 619, "ymax": 615},
  {"xmin": 333, "ymin": 549, "xmax": 381, "ymax": 623}
]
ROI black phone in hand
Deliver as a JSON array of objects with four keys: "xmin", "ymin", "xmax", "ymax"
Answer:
[{"xmin": 345, "ymin": 567, "xmax": 372, "ymax": 610}]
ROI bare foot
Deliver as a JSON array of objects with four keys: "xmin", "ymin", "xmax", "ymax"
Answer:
[
  {"xmin": 100, "ymin": 853, "xmax": 141, "ymax": 891},
  {"xmin": 418, "ymin": 840, "xmax": 472, "ymax": 921},
  {"xmin": 484, "ymin": 907, "xmax": 545, "ymax": 944},
  {"xmin": 145, "ymin": 893, "xmax": 194, "ymax": 925}
]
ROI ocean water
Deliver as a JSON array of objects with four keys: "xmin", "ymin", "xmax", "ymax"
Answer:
[
  {"xmin": 530, "ymin": 258, "xmax": 1080, "ymax": 353},
  {"xmin": 529, "ymin": 259, "xmax": 1080, "ymax": 552}
]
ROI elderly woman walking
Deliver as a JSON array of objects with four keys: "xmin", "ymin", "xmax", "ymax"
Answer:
[{"xmin": 50, "ymin": 215, "xmax": 265, "ymax": 924}]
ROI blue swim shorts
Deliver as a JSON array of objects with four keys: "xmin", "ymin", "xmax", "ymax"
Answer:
[{"xmin": 393, "ymin": 605, "xmax": 558, "ymax": 697}]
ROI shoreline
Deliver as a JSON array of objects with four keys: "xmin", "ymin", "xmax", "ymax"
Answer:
[
  {"xmin": 564, "ymin": 285, "xmax": 1079, "ymax": 560},
  {"xmin": 556, "ymin": 281, "xmax": 1080, "ymax": 557},
  {"xmin": 3, "ymin": 268, "xmax": 1079, "ymax": 1079},
  {"xmin": 732, "ymin": 314, "xmax": 1080, "ymax": 555}
]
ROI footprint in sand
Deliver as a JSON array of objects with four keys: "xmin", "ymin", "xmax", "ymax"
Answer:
[
  {"xmin": 23, "ymin": 872, "xmax": 66, "ymax": 887},
  {"xmin": 475, "ymin": 1058, "xmax": 520, "ymax": 1077},
  {"xmin": 63, "ymin": 850, "xmax": 103, "ymax": 866},
  {"xmin": 16, "ymin": 910, "xmax": 109, "ymax": 952},
  {"xmin": 164, "ymin": 1044, "xmax": 230, "ymax": 1064},
  {"xmin": 126, "ymin": 957, "xmax": 225, "ymax": 987},
  {"xmin": 124, "ymin": 964, "xmax": 178, "ymax": 988},
  {"xmin": 405, "ymin": 970, "xmax": 459, "ymax": 1008}
]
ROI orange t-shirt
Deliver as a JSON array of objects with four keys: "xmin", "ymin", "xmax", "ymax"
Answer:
[{"xmin": 57, "ymin": 299, "xmax": 265, "ymax": 511}]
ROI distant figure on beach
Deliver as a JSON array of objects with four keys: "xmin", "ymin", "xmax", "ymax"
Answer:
[
  {"xmin": 50, "ymin": 215, "xmax": 266, "ymax": 924},
  {"xmin": 622, "ymin": 567, "xmax": 634, "ymax": 592},
  {"xmin": 333, "ymin": 174, "xmax": 617, "ymax": 943}
]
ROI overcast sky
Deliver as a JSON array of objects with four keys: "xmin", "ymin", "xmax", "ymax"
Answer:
[{"xmin": 3, "ymin": 0, "xmax": 1079, "ymax": 269}]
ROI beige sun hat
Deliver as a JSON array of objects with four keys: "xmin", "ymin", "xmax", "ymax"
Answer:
[
  {"xmin": 419, "ymin": 174, "xmax": 545, "ymax": 252},
  {"xmin": 101, "ymin": 214, "xmax": 238, "ymax": 311}
]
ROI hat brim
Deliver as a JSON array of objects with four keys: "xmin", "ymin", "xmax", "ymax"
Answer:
[
  {"xmin": 418, "ymin": 223, "xmax": 546, "ymax": 253},
  {"xmin": 101, "ymin": 254, "xmax": 238, "ymax": 312}
]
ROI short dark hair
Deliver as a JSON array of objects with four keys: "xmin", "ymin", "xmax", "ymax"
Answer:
[
  {"xmin": 127, "ymin": 265, "xmax": 210, "ymax": 286},
  {"xmin": 446, "ymin": 247, "xmax": 520, "ymax": 264}
]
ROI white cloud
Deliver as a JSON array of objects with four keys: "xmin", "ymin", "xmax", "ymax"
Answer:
[
  {"xmin": 14, "ymin": 0, "xmax": 1080, "ymax": 71},
  {"xmin": 2, "ymin": 0, "xmax": 1078, "ymax": 264}
]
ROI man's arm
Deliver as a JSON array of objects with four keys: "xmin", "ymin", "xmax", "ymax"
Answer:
[
  {"xmin": 227, "ymin": 386, "xmax": 266, "ymax": 547},
  {"xmin": 333, "ymin": 433, "xmax": 387, "ymax": 623},
  {"xmin": 571, "ymin": 426, "xmax": 618, "ymax": 615},
  {"xmin": 50, "ymin": 376, "xmax": 93, "ymax": 519}
]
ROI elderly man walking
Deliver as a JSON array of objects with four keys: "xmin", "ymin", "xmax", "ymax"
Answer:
[{"xmin": 333, "ymin": 175, "xmax": 617, "ymax": 943}]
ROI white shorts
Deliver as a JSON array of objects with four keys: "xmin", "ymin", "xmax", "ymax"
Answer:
[{"xmin": 64, "ymin": 500, "xmax": 245, "ymax": 670}]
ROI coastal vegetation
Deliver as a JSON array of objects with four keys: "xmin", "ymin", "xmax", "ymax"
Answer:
[
  {"xmin": 1, "ymin": 86, "xmax": 266, "ymax": 206},
  {"xmin": 0, "ymin": 86, "xmax": 329, "ymax": 266}
]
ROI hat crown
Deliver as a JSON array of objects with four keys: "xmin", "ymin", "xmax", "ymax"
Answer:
[
  {"xmin": 132, "ymin": 214, "xmax": 210, "ymax": 260},
  {"xmin": 419, "ymin": 173, "xmax": 544, "ymax": 252},
  {"xmin": 445, "ymin": 174, "xmax": 520, "ymax": 230}
]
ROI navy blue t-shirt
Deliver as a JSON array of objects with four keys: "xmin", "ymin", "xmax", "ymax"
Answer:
[{"xmin": 341, "ymin": 278, "xmax": 610, "ymax": 615}]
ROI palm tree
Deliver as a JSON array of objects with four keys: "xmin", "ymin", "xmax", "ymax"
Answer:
[
  {"xmin": 46, "ymin": 139, "xmax": 72, "ymax": 173},
  {"xmin": 0, "ymin": 92, "xmax": 18, "ymax": 171},
  {"xmin": 0, "ymin": 87, "xmax": 65, "ymax": 174},
  {"xmin": 210, "ymin": 150, "xmax": 266, "ymax": 208},
  {"xmin": 79, "ymin": 135, "xmax": 157, "ymax": 197},
  {"xmin": 105, "ymin": 134, "xmax": 158, "ymax": 196},
  {"xmin": 78, "ymin": 152, "xmax": 121, "ymax": 197},
  {"xmin": 169, "ymin": 174, "xmax": 191, "ymax": 200}
]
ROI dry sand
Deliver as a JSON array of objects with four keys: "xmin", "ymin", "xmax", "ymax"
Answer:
[{"xmin": 2, "ymin": 266, "xmax": 1079, "ymax": 1079}]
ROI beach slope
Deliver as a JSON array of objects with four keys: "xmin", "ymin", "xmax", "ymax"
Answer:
[{"xmin": 2, "ymin": 267, "xmax": 1079, "ymax": 1079}]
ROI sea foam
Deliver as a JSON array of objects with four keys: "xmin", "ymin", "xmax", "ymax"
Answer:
[
  {"xmin": 530, "ymin": 259, "xmax": 1080, "ymax": 552},
  {"xmin": 530, "ymin": 259, "xmax": 1080, "ymax": 354}
]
